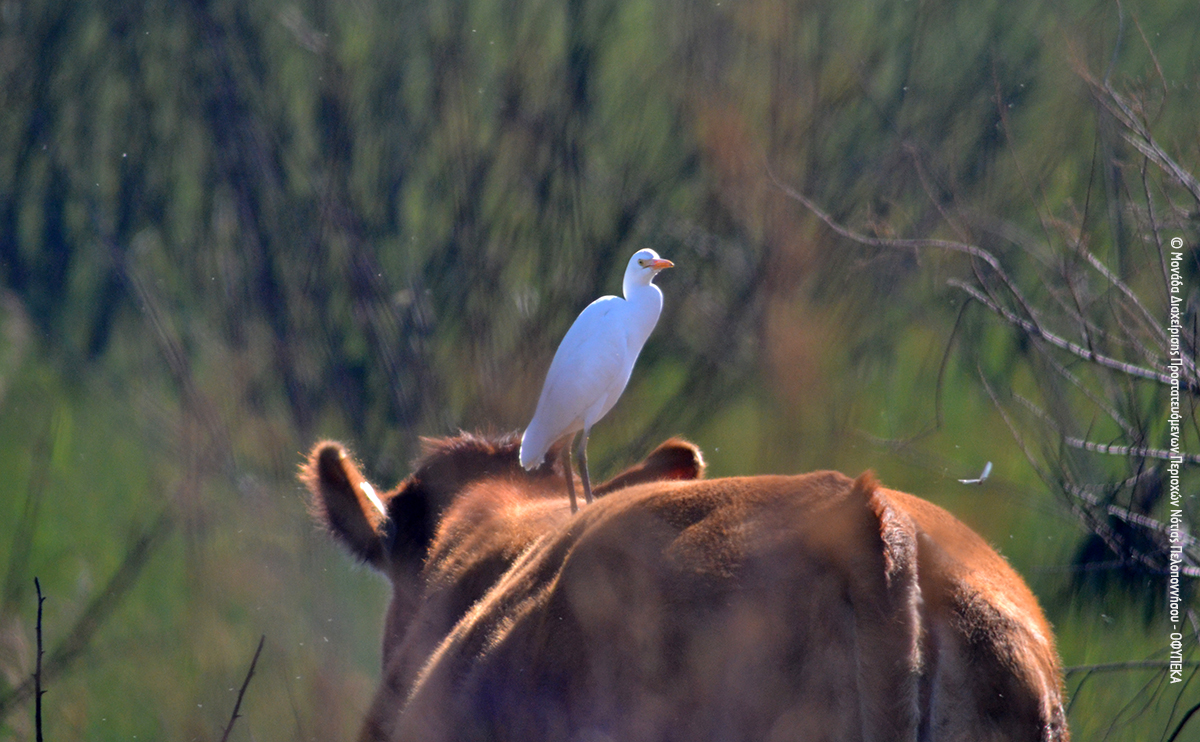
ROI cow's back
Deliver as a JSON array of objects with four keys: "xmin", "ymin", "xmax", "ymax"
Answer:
[{"xmin": 397, "ymin": 471, "xmax": 1036, "ymax": 741}]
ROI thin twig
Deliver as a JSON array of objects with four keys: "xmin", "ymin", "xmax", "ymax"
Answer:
[
  {"xmin": 1011, "ymin": 388, "xmax": 1197, "ymax": 465},
  {"xmin": 34, "ymin": 578, "xmax": 44, "ymax": 742},
  {"xmin": 1037, "ymin": 348, "xmax": 1136, "ymax": 435},
  {"xmin": 952, "ymin": 279, "xmax": 1184, "ymax": 389},
  {"xmin": 1069, "ymin": 469, "xmax": 1159, "ymax": 497},
  {"xmin": 1144, "ymin": 162, "xmax": 1172, "ymax": 299},
  {"xmin": 771, "ymin": 167, "xmax": 1124, "ymax": 374},
  {"xmin": 220, "ymin": 635, "xmax": 266, "ymax": 742},
  {"xmin": 992, "ymin": 57, "xmax": 1058, "ymax": 261},
  {"xmin": 768, "ymin": 170, "xmax": 995, "ymax": 260},
  {"xmin": 772, "ymin": 158, "xmax": 1198, "ymax": 392},
  {"xmin": 1081, "ymin": 247, "xmax": 1168, "ymax": 345},
  {"xmin": 904, "ymin": 142, "xmax": 970, "ymax": 244},
  {"xmin": 1065, "ymin": 659, "xmax": 1200, "ymax": 675},
  {"xmin": 1061, "ymin": 482, "xmax": 1200, "ymax": 564},
  {"xmin": 1168, "ymin": 701, "xmax": 1200, "ymax": 742},
  {"xmin": 978, "ymin": 368, "xmax": 1177, "ymax": 575},
  {"xmin": 0, "ymin": 513, "xmax": 172, "ymax": 722},
  {"xmin": 1063, "ymin": 435, "xmax": 1200, "ymax": 465},
  {"xmin": 1083, "ymin": 76, "xmax": 1200, "ymax": 205}
]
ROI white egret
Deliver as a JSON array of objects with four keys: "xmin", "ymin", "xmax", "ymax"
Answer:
[{"xmin": 519, "ymin": 249, "xmax": 675, "ymax": 512}]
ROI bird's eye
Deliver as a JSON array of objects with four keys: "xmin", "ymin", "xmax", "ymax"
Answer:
[{"xmin": 637, "ymin": 259, "xmax": 647, "ymax": 267}]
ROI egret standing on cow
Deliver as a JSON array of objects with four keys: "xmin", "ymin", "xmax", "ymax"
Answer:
[{"xmin": 520, "ymin": 249, "xmax": 674, "ymax": 512}]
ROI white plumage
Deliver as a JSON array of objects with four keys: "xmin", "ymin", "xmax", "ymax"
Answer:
[{"xmin": 520, "ymin": 249, "xmax": 674, "ymax": 511}]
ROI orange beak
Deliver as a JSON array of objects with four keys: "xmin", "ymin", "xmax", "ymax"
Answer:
[{"xmin": 649, "ymin": 258, "xmax": 674, "ymax": 270}]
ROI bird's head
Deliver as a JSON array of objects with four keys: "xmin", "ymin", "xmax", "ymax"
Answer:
[{"xmin": 625, "ymin": 248, "xmax": 674, "ymax": 287}]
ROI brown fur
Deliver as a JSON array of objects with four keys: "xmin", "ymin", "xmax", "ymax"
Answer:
[{"xmin": 301, "ymin": 434, "xmax": 1068, "ymax": 742}]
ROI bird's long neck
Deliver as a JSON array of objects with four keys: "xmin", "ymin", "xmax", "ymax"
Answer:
[{"xmin": 622, "ymin": 281, "xmax": 664, "ymax": 351}]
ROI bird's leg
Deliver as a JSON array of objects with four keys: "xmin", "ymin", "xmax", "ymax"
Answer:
[
  {"xmin": 560, "ymin": 433, "xmax": 579, "ymax": 514},
  {"xmin": 577, "ymin": 429, "xmax": 593, "ymax": 505}
]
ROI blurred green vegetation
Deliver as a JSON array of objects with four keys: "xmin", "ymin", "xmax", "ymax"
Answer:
[{"xmin": 1, "ymin": 0, "xmax": 1198, "ymax": 739}]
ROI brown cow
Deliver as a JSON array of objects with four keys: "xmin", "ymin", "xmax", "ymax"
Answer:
[{"xmin": 302, "ymin": 433, "xmax": 1068, "ymax": 742}]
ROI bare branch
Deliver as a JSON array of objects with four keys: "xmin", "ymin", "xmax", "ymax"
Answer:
[
  {"xmin": 1033, "ymin": 349, "xmax": 1136, "ymax": 436},
  {"xmin": 1069, "ymin": 469, "xmax": 1159, "ymax": 496},
  {"xmin": 1080, "ymin": 248, "xmax": 1168, "ymax": 346},
  {"xmin": 1009, "ymin": 392, "xmax": 1200, "ymax": 561},
  {"xmin": 1063, "ymin": 435, "xmax": 1200, "ymax": 466},
  {"xmin": 34, "ymin": 578, "xmax": 44, "ymax": 742},
  {"xmin": 769, "ymin": 168, "xmax": 1195, "ymax": 397},
  {"xmin": 981, "ymin": 371, "xmax": 1195, "ymax": 575},
  {"xmin": 0, "ymin": 513, "xmax": 172, "ymax": 722},
  {"xmin": 1120, "ymin": 133, "xmax": 1200, "ymax": 206},
  {"xmin": 903, "ymin": 142, "xmax": 971, "ymax": 244},
  {"xmin": 767, "ymin": 167, "xmax": 1005, "ymax": 271},
  {"xmin": 1063, "ymin": 482, "xmax": 1200, "ymax": 557},
  {"xmin": 1169, "ymin": 701, "xmax": 1200, "ymax": 742},
  {"xmin": 770, "ymin": 87, "xmax": 1200, "ymax": 610},
  {"xmin": 951, "ymin": 280, "xmax": 1183, "ymax": 389},
  {"xmin": 770, "ymin": 168, "xmax": 1061, "ymax": 341},
  {"xmin": 976, "ymin": 368, "xmax": 1059, "ymax": 489},
  {"xmin": 1081, "ymin": 75, "xmax": 1200, "ymax": 204},
  {"xmin": 1065, "ymin": 660, "xmax": 1200, "ymax": 676},
  {"xmin": 220, "ymin": 635, "xmax": 266, "ymax": 742}
]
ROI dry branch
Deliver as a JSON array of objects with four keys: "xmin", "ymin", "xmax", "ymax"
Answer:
[
  {"xmin": 1065, "ymin": 659, "xmax": 1200, "ymax": 675},
  {"xmin": 34, "ymin": 578, "xmax": 44, "ymax": 742},
  {"xmin": 219, "ymin": 635, "xmax": 266, "ymax": 742},
  {"xmin": 949, "ymin": 280, "xmax": 1183, "ymax": 390},
  {"xmin": 771, "ymin": 114, "xmax": 1199, "ymax": 603},
  {"xmin": 0, "ymin": 513, "xmax": 172, "ymax": 723}
]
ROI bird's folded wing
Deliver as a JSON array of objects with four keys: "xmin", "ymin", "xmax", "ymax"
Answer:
[{"xmin": 531, "ymin": 296, "xmax": 629, "ymax": 435}]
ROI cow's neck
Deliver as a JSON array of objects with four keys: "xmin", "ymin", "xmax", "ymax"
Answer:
[{"xmin": 386, "ymin": 480, "xmax": 568, "ymax": 683}]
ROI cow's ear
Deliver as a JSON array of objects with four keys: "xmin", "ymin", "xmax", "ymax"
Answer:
[
  {"xmin": 301, "ymin": 441, "xmax": 390, "ymax": 567},
  {"xmin": 594, "ymin": 438, "xmax": 706, "ymax": 496}
]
